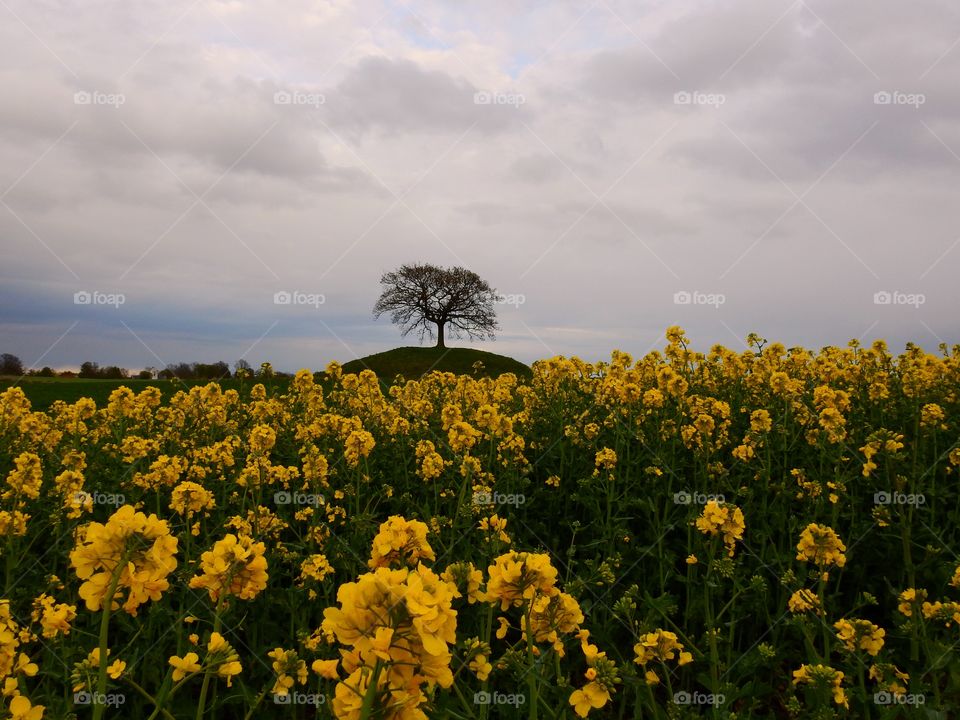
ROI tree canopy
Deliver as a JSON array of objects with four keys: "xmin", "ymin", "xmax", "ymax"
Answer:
[{"xmin": 373, "ymin": 263, "xmax": 499, "ymax": 348}]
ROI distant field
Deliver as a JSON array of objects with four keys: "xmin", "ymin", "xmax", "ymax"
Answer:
[{"xmin": 0, "ymin": 377, "xmax": 290, "ymax": 410}]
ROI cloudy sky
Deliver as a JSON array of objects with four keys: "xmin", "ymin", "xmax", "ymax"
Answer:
[{"xmin": 2, "ymin": 0, "xmax": 959, "ymax": 372}]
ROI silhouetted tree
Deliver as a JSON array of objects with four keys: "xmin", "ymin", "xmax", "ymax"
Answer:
[
  {"xmin": 194, "ymin": 361, "xmax": 230, "ymax": 379},
  {"xmin": 0, "ymin": 353, "xmax": 24, "ymax": 376},
  {"xmin": 373, "ymin": 263, "xmax": 499, "ymax": 348},
  {"xmin": 79, "ymin": 361, "xmax": 100, "ymax": 378}
]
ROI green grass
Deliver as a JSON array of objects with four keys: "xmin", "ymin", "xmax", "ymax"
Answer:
[
  {"xmin": 0, "ymin": 348, "xmax": 529, "ymax": 409},
  {"xmin": 0, "ymin": 377, "xmax": 289, "ymax": 410},
  {"xmin": 340, "ymin": 346, "xmax": 530, "ymax": 380}
]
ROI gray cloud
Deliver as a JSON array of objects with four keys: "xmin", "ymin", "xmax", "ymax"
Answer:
[{"xmin": 1, "ymin": 0, "xmax": 959, "ymax": 373}]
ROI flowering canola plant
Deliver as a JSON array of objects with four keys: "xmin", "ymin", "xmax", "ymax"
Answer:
[{"xmin": 0, "ymin": 328, "xmax": 958, "ymax": 716}]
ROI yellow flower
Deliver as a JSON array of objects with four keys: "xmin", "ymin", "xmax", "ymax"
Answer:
[
  {"xmin": 169, "ymin": 652, "xmax": 201, "ymax": 681},
  {"xmin": 8, "ymin": 695, "xmax": 44, "ymax": 720},
  {"xmin": 898, "ymin": 588, "xmax": 926, "ymax": 616},
  {"xmin": 311, "ymin": 658, "xmax": 339, "ymax": 680},
  {"xmin": 14, "ymin": 653, "xmax": 38, "ymax": 677},
  {"xmin": 569, "ymin": 681, "xmax": 610, "ymax": 717}
]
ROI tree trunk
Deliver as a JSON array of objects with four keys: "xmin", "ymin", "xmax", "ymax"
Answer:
[{"xmin": 436, "ymin": 322, "xmax": 445, "ymax": 348}]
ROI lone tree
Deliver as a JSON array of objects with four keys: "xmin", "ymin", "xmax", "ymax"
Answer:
[{"xmin": 373, "ymin": 263, "xmax": 499, "ymax": 348}]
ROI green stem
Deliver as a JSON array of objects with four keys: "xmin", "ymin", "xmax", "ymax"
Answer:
[
  {"xmin": 242, "ymin": 685, "xmax": 272, "ymax": 720},
  {"xmin": 358, "ymin": 661, "xmax": 384, "ymax": 720},
  {"xmin": 195, "ymin": 600, "xmax": 224, "ymax": 720},
  {"xmin": 125, "ymin": 678, "xmax": 177, "ymax": 720},
  {"xmin": 92, "ymin": 554, "xmax": 130, "ymax": 720},
  {"xmin": 524, "ymin": 604, "xmax": 539, "ymax": 720}
]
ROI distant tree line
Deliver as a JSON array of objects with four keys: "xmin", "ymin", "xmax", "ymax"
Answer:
[{"xmin": 0, "ymin": 354, "xmax": 284, "ymax": 380}]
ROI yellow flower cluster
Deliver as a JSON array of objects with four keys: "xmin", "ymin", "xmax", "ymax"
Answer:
[
  {"xmin": 570, "ymin": 631, "xmax": 619, "ymax": 717},
  {"xmin": 321, "ymin": 563, "xmax": 457, "ymax": 719},
  {"xmin": 694, "ymin": 501, "xmax": 745, "ymax": 556},
  {"xmin": 869, "ymin": 663, "xmax": 910, "ymax": 695},
  {"xmin": 69, "ymin": 505, "xmax": 178, "ymax": 614},
  {"xmin": 834, "ymin": 618, "xmax": 885, "ymax": 656},
  {"xmin": 0, "ymin": 601, "xmax": 39, "ymax": 712},
  {"xmin": 30, "ymin": 595, "xmax": 76, "ymax": 638},
  {"xmin": 796, "ymin": 524, "xmax": 846, "ymax": 575},
  {"xmin": 440, "ymin": 562, "xmax": 484, "ymax": 604},
  {"xmin": 267, "ymin": 647, "xmax": 308, "ymax": 696},
  {"xmin": 189, "ymin": 534, "xmax": 269, "ymax": 602},
  {"xmin": 343, "ymin": 429, "xmax": 375, "ymax": 467},
  {"xmin": 787, "ymin": 589, "xmax": 822, "ymax": 615},
  {"xmin": 633, "ymin": 629, "xmax": 693, "ymax": 685},
  {"xmin": 169, "ymin": 481, "xmax": 216, "ymax": 535},
  {"xmin": 792, "ymin": 663, "xmax": 848, "ymax": 708},
  {"xmin": 486, "ymin": 551, "xmax": 558, "ymax": 610},
  {"xmin": 1, "ymin": 452, "xmax": 43, "ymax": 537},
  {"xmin": 367, "ymin": 516, "xmax": 435, "ymax": 569}
]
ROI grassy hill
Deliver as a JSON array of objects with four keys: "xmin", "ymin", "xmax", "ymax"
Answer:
[{"xmin": 340, "ymin": 346, "xmax": 530, "ymax": 380}]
